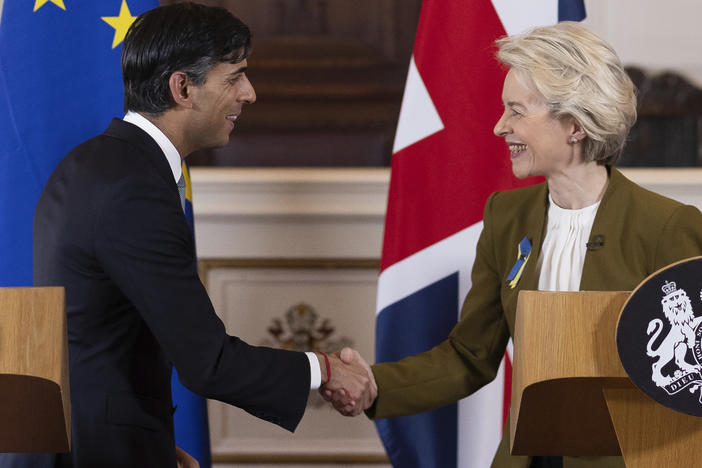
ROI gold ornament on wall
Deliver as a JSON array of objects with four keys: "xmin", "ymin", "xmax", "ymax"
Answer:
[
  {"xmin": 262, "ymin": 302, "xmax": 353, "ymax": 353},
  {"xmin": 261, "ymin": 302, "xmax": 354, "ymax": 407}
]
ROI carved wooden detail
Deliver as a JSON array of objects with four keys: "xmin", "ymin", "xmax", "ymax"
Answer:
[
  {"xmin": 161, "ymin": 3, "xmax": 702, "ymax": 168},
  {"xmin": 161, "ymin": 0, "xmax": 421, "ymax": 167},
  {"xmin": 620, "ymin": 67, "xmax": 702, "ymax": 167}
]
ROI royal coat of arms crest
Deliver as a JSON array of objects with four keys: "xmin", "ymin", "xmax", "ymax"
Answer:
[
  {"xmin": 646, "ymin": 281, "xmax": 702, "ymax": 398},
  {"xmin": 618, "ymin": 256, "xmax": 702, "ymax": 416}
]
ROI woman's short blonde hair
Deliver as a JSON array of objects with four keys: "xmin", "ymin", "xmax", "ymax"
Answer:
[{"xmin": 496, "ymin": 22, "xmax": 636, "ymax": 166}]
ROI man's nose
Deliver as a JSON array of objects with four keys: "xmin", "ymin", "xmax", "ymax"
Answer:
[{"xmin": 240, "ymin": 75, "xmax": 256, "ymax": 104}]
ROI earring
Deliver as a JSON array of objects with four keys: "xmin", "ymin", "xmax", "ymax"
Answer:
[{"xmin": 570, "ymin": 137, "xmax": 578, "ymax": 143}]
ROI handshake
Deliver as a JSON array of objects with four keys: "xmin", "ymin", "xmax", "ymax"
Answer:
[{"xmin": 316, "ymin": 348, "xmax": 377, "ymax": 416}]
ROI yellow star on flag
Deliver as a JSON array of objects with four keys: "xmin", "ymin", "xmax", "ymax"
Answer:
[
  {"xmin": 33, "ymin": 0, "xmax": 66, "ymax": 12},
  {"xmin": 101, "ymin": 0, "xmax": 137, "ymax": 49}
]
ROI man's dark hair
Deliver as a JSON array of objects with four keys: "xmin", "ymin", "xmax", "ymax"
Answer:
[{"xmin": 122, "ymin": 2, "xmax": 252, "ymax": 114}]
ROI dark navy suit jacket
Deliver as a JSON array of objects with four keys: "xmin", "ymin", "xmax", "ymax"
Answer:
[{"xmin": 17, "ymin": 119, "xmax": 310, "ymax": 468}]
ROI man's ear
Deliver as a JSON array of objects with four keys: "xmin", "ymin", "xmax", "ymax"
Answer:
[{"xmin": 168, "ymin": 71, "xmax": 193, "ymax": 108}]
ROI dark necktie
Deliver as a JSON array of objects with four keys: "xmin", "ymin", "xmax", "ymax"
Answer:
[{"xmin": 177, "ymin": 174, "xmax": 185, "ymax": 212}]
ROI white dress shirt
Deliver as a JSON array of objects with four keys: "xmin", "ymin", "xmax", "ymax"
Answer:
[
  {"xmin": 537, "ymin": 194, "xmax": 601, "ymax": 292},
  {"xmin": 122, "ymin": 111, "xmax": 321, "ymax": 389},
  {"xmin": 124, "ymin": 111, "xmax": 182, "ymax": 181}
]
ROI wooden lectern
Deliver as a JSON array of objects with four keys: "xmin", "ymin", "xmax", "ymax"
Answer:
[
  {"xmin": 0, "ymin": 287, "xmax": 70, "ymax": 452},
  {"xmin": 511, "ymin": 291, "xmax": 702, "ymax": 467}
]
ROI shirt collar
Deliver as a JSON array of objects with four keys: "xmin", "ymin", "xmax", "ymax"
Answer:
[{"xmin": 123, "ymin": 111, "xmax": 182, "ymax": 183}]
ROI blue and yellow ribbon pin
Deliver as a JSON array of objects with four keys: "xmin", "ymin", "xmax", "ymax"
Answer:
[{"xmin": 506, "ymin": 237, "xmax": 532, "ymax": 289}]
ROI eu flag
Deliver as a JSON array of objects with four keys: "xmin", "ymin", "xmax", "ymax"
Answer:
[
  {"xmin": 0, "ymin": 1, "xmax": 211, "ymax": 466},
  {"xmin": 0, "ymin": 0, "xmax": 155, "ymax": 286}
]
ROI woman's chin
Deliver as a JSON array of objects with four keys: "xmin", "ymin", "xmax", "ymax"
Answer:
[
  {"xmin": 510, "ymin": 163, "xmax": 530, "ymax": 179},
  {"xmin": 510, "ymin": 158, "xmax": 543, "ymax": 179}
]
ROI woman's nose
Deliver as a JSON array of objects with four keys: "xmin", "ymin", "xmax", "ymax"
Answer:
[{"xmin": 493, "ymin": 111, "xmax": 508, "ymax": 137}]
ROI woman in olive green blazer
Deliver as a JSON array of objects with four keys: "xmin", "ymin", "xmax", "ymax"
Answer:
[
  {"xmin": 329, "ymin": 22, "xmax": 702, "ymax": 468},
  {"xmin": 367, "ymin": 167, "xmax": 702, "ymax": 468}
]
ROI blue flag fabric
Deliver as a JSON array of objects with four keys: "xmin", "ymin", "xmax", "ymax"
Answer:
[
  {"xmin": 559, "ymin": 0, "xmax": 587, "ymax": 21},
  {"xmin": 0, "ymin": 1, "xmax": 211, "ymax": 465},
  {"xmin": 376, "ymin": 273, "xmax": 460, "ymax": 468}
]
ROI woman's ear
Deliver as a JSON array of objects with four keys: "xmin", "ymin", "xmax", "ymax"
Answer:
[
  {"xmin": 570, "ymin": 119, "xmax": 586, "ymax": 142},
  {"xmin": 168, "ymin": 71, "xmax": 193, "ymax": 109}
]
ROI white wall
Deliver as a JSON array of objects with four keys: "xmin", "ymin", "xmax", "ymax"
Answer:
[{"xmin": 583, "ymin": 0, "xmax": 702, "ymax": 85}]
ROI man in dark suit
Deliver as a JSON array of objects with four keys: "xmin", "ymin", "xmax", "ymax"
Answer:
[{"xmin": 21, "ymin": 3, "xmax": 375, "ymax": 468}]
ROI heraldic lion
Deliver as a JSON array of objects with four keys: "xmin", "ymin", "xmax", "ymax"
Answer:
[{"xmin": 646, "ymin": 284, "xmax": 702, "ymax": 386}]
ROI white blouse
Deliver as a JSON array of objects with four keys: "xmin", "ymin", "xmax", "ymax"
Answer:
[{"xmin": 537, "ymin": 195, "xmax": 601, "ymax": 292}]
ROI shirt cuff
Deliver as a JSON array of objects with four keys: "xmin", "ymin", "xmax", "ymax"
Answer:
[{"xmin": 306, "ymin": 351, "xmax": 321, "ymax": 390}]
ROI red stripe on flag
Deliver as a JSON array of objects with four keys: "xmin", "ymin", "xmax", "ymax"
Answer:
[{"xmin": 381, "ymin": 0, "xmax": 538, "ymax": 271}]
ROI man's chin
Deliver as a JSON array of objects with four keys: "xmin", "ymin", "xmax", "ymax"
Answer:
[{"xmin": 202, "ymin": 136, "xmax": 233, "ymax": 151}]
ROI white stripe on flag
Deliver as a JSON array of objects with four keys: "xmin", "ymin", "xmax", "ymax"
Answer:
[
  {"xmin": 458, "ymin": 358, "xmax": 506, "ymax": 468},
  {"xmin": 376, "ymin": 221, "xmax": 483, "ymax": 315},
  {"xmin": 491, "ymin": 0, "xmax": 558, "ymax": 35},
  {"xmin": 392, "ymin": 56, "xmax": 445, "ymax": 154},
  {"xmin": 506, "ymin": 338, "xmax": 514, "ymax": 362}
]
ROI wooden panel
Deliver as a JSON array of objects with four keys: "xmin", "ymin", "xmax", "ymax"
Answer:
[
  {"xmin": 157, "ymin": 0, "xmax": 421, "ymax": 167},
  {"xmin": 604, "ymin": 382, "xmax": 702, "ymax": 468},
  {"xmin": 0, "ymin": 287, "xmax": 69, "ymax": 452},
  {"xmin": 510, "ymin": 291, "xmax": 631, "ymax": 455}
]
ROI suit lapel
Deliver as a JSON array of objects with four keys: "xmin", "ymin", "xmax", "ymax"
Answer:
[
  {"xmin": 580, "ymin": 167, "xmax": 623, "ymax": 290},
  {"xmin": 501, "ymin": 182, "xmax": 549, "ymax": 332},
  {"xmin": 516, "ymin": 183, "xmax": 549, "ymax": 292},
  {"xmin": 102, "ymin": 119, "xmax": 191, "ymax": 252},
  {"xmin": 103, "ymin": 118, "xmax": 177, "ymax": 196}
]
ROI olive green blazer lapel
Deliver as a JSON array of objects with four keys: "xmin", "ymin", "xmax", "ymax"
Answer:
[
  {"xmin": 509, "ymin": 166, "xmax": 625, "ymax": 294},
  {"xmin": 580, "ymin": 167, "xmax": 624, "ymax": 291},
  {"xmin": 516, "ymin": 183, "xmax": 549, "ymax": 293},
  {"xmin": 499, "ymin": 181, "xmax": 549, "ymax": 332}
]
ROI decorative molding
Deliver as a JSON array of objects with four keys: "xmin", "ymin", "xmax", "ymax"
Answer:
[
  {"xmin": 212, "ymin": 453, "xmax": 389, "ymax": 464},
  {"xmin": 191, "ymin": 167, "xmax": 702, "ymax": 222},
  {"xmin": 619, "ymin": 168, "xmax": 702, "ymax": 208},
  {"xmin": 199, "ymin": 259, "xmax": 385, "ymax": 463},
  {"xmin": 190, "ymin": 168, "xmax": 389, "ymax": 259},
  {"xmin": 190, "ymin": 167, "xmax": 702, "ymax": 260},
  {"xmin": 191, "ymin": 168, "xmax": 389, "ymax": 219},
  {"xmin": 198, "ymin": 258, "xmax": 380, "ymax": 288}
]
